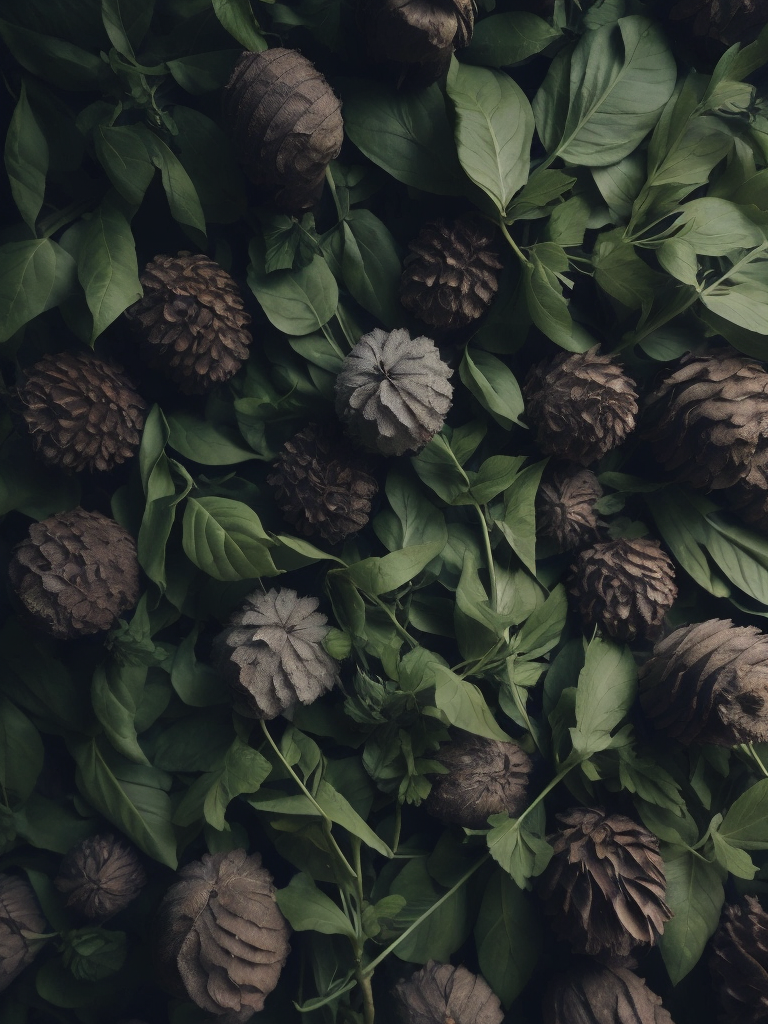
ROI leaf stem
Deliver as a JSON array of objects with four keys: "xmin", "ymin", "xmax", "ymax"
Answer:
[
  {"xmin": 474, "ymin": 503, "xmax": 498, "ymax": 611},
  {"xmin": 499, "ymin": 220, "xmax": 529, "ymax": 264},
  {"xmin": 325, "ymin": 165, "xmax": 345, "ymax": 222},
  {"xmin": 39, "ymin": 199, "xmax": 92, "ymax": 239},
  {"xmin": 368, "ymin": 594, "xmax": 419, "ymax": 649},
  {"xmin": 742, "ymin": 743, "xmax": 768, "ymax": 778},
  {"xmin": 516, "ymin": 762, "xmax": 577, "ymax": 829}
]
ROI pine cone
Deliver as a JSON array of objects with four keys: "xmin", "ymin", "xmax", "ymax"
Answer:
[
  {"xmin": 710, "ymin": 896, "xmax": 768, "ymax": 1024},
  {"xmin": 335, "ymin": 328, "xmax": 453, "ymax": 457},
  {"xmin": 8, "ymin": 508, "xmax": 141, "ymax": 639},
  {"xmin": 214, "ymin": 588, "xmax": 340, "ymax": 720},
  {"xmin": 543, "ymin": 961, "xmax": 675, "ymax": 1024},
  {"xmin": 569, "ymin": 538, "xmax": 677, "ymax": 642},
  {"xmin": 639, "ymin": 618, "xmax": 768, "ymax": 746},
  {"xmin": 223, "ymin": 48, "xmax": 343, "ymax": 212},
  {"xmin": 155, "ymin": 849, "xmax": 290, "ymax": 1020},
  {"xmin": 268, "ymin": 424, "xmax": 378, "ymax": 543},
  {"xmin": 13, "ymin": 351, "xmax": 146, "ymax": 473},
  {"xmin": 55, "ymin": 835, "xmax": 146, "ymax": 920},
  {"xmin": 400, "ymin": 217, "xmax": 502, "ymax": 330},
  {"xmin": 425, "ymin": 734, "xmax": 533, "ymax": 829},
  {"xmin": 0, "ymin": 874, "xmax": 47, "ymax": 993},
  {"xmin": 394, "ymin": 961, "xmax": 504, "ymax": 1024},
  {"xmin": 538, "ymin": 807, "xmax": 672, "ymax": 958},
  {"xmin": 728, "ymin": 479, "xmax": 768, "ymax": 532},
  {"xmin": 537, "ymin": 463, "xmax": 605, "ymax": 553},
  {"xmin": 524, "ymin": 348, "xmax": 639, "ymax": 466},
  {"xmin": 125, "ymin": 252, "xmax": 252, "ymax": 395},
  {"xmin": 669, "ymin": 1, "xmax": 768, "ymax": 56}
]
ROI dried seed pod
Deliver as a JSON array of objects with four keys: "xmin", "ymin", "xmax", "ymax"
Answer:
[
  {"xmin": 8, "ymin": 508, "xmax": 140, "ymax": 639},
  {"xmin": 335, "ymin": 328, "xmax": 453, "ymax": 456},
  {"xmin": 268, "ymin": 424, "xmax": 378, "ymax": 543},
  {"xmin": 400, "ymin": 217, "xmax": 502, "ymax": 330},
  {"xmin": 214, "ymin": 588, "xmax": 341, "ymax": 720},
  {"xmin": 223, "ymin": 48, "xmax": 343, "ymax": 212},
  {"xmin": 710, "ymin": 896, "xmax": 768, "ymax": 1024},
  {"xmin": 569, "ymin": 538, "xmax": 677, "ymax": 642},
  {"xmin": 55, "ymin": 835, "xmax": 146, "ymax": 920},
  {"xmin": 0, "ymin": 873, "xmax": 47, "ymax": 993},
  {"xmin": 394, "ymin": 960, "xmax": 504, "ymax": 1024},
  {"xmin": 156, "ymin": 849, "xmax": 290, "ymax": 1020},
  {"xmin": 524, "ymin": 348, "xmax": 639, "ymax": 466},
  {"xmin": 543, "ymin": 960, "xmax": 675, "ymax": 1024},
  {"xmin": 125, "ymin": 252, "xmax": 252, "ymax": 394},
  {"xmin": 639, "ymin": 618, "xmax": 768, "ymax": 746},
  {"xmin": 537, "ymin": 462, "xmax": 605, "ymax": 553},
  {"xmin": 425, "ymin": 734, "xmax": 533, "ymax": 829},
  {"xmin": 539, "ymin": 808, "xmax": 672, "ymax": 958}
]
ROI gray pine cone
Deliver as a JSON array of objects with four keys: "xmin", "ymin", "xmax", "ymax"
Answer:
[
  {"xmin": 543, "ymin": 961, "xmax": 675, "ymax": 1024},
  {"xmin": 55, "ymin": 834, "xmax": 146, "ymax": 920},
  {"xmin": 537, "ymin": 463, "xmax": 605, "ymax": 552},
  {"xmin": 0, "ymin": 873, "xmax": 47, "ymax": 993},
  {"xmin": 394, "ymin": 961, "xmax": 504, "ymax": 1024},
  {"xmin": 710, "ymin": 896, "xmax": 768, "ymax": 1024},
  {"xmin": 335, "ymin": 328, "xmax": 453, "ymax": 456},
  {"xmin": 214, "ymin": 588, "xmax": 341, "ymax": 720}
]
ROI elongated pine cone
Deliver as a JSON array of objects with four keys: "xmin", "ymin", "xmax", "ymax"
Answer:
[
  {"xmin": 543, "ymin": 961, "xmax": 675, "ymax": 1024},
  {"xmin": 0, "ymin": 874, "xmax": 47, "ymax": 993},
  {"xmin": 156, "ymin": 850, "xmax": 290, "ymax": 1020},
  {"xmin": 125, "ymin": 252, "xmax": 252, "ymax": 394},
  {"xmin": 8, "ymin": 508, "xmax": 140, "ymax": 639},
  {"xmin": 524, "ymin": 348, "xmax": 638, "ymax": 466},
  {"xmin": 400, "ymin": 217, "xmax": 502, "ymax": 329},
  {"xmin": 13, "ymin": 351, "xmax": 146, "ymax": 473},
  {"xmin": 570, "ymin": 538, "xmax": 677, "ymax": 642},
  {"xmin": 537, "ymin": 463, "xmax": 605, "ymax": 552},
  {"xmin": 710, "ymin": 896, "xmax": 768, "ymax": 1024},
  {"xmin": 335, "ymin": 328, "xmax": 453, "ymax": 456},
  {"xmin": 223, "ymin": 48, "xmax": 343, "ymax": 212},
  {"xmin": 214, "ymin": 588, "xmax": 341, "ymax": 720},
  {"xmin": 394, "ymin": 961, "xmax": 504, "ymax": 1024},
  {"xmin": 359, "ymin": 0, "xmax": 474, "ymax": 84},
  {"xmin": 425, "ymin": 734, "xmax": 533, "ymax": 829},
  {"xmin": 55, "ymin": 835, "xmax": 146, "ymax": 920},
  {"xmin": 639, "ymin": 618, "xmax": 768, "ymax": 745},
  {"xmin": 539, "ymin": 808, "xmax": 671, "ymax": 958}
]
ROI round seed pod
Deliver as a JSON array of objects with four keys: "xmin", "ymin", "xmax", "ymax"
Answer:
[
  {"xmin": 710, "ymin": 896, "xmax": 768, "ymax": 1024},
  {"xmin": 543, "ymin": 960, "xmax": 675, "ymax": 1024},
  {"xmin": 55, "ymin": 835, "xmax": 146, "ymax": 920},
  {"xmin": 537, "ymin": 462, "xmax": 605, "ymax": 553},
  {"xmin": 0, "ymin": 873, "xmax": 48, "ymax": 993},
  {"xmin": 394, "ymin": 961, "xmax": 504, "ymax": 1024}
]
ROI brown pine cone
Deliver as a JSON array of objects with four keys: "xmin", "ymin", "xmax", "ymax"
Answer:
[
  {"xmin": 639, "ymin": 618, "xmax": 768, "ymax": 746},
  {"xmin": 569, "ymin": 538, "xmax": 677, "ymax": 642},
  {"xmin": 538, "ymin": 808, "xmax": 672, "ymax": 958},
  {"xmin": 400, "ymin": 217, "xmax": 502, "ymax": 330},
  {"xmin": 543, "ymin": 961, "xmax": 675, "ymax": 1024},
  {"xmin": 524, "ymin": 348, "xmax": 639, "ymax": 466},
  {"xmin": 710, "ymin": 896, "xmax": 768, "ymax": 1024},
  {"xmin": 223, "ymin": 48, "xmax": 343, "ymax": 212},
  {"xmin": 537, "ymin": 462, "xmax": 605, "ymax": 553},
  {"xmin": 268, "ymin": 424, "xmax": 378, "ymax": 544},
  {"xmin": 125, "ymin": 252, "xmax": 252, "ymax": 395},
  {"xmin": 394, "ymin": 961, "xmax": 504, "ymax": 1024},
  {"xmin": 0, "ymin": 873, "xmax": 47, "ymax": 993},
  {"xmin": 8, "ymin": 508, "xmax": 140, "ymax": 639},
  {"xmin": 728, "ymin": 478, "xmax": 768, "ymax": 531},
  {"xmin": 55, "ymin": 835, "xmax": 146, "ymax": 920}
]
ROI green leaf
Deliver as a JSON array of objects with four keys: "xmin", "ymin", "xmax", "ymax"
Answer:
[
  {"xmin": 0, "ymin": 19, "xmax": 109, "ymax": 91},
  {"xmin": 507, "ymin": 168, "xmax": 577, "ymax": 220},
  {"xmin": 672, "ymin": 198, "xmax": 765, "ymax": 256},
  {"xmin": 592, "ymin": 151, "xmax": 646, "ymax": 221},
  {"xmin": 94, "ymin": 124, "xmax": 154, "ymax": 207},
  {"xmin": 174, "ymin": 736, "xmax": 271, "ymax": 830},
  {"xmin": 0, "ymin": 696, "xmax": 44, "ymax": 802},
  {"xmin": 62, "ymin": 926, "xmax": 126, "ymax": 982},
  {"xmin": 14, "ymin": 794, "xmax": 97, "ymax": 854},
  {"xmin": 719, "ymin": 779, "xmax": 768, "ymax": 849},
  {"xmin": 101, "ymin": 0, "xmax": 153, "ymax": 51},
  {"xmin": 710, "ymin": 829, "xmax": 757, "ymax": 880},
  {"xmin": 375, "ymin": 473, "xmax": 446, "ymax": 553},
  {"xmin": 475, "ymin": 869, "xmax": 542, "ymax": 1009},
  {"xmin": 167, "ymin": 51, "xmax": 240, "ymax": 94},
  {"xmin": 523, "ymin": 243, "xmax": 592, "ymax": 351},
  {"xmin": 212, "ymin": 0, "xmax": 267, "ymax": 51},
  {"xmin": 411, "ymin": 433, "xmax": 473, "ymax": 505},
  {"xmin": 182, "ymin": 496, "xmax": 281, "ymax": 582},
  {"xmin": 463, "ymin": 12, "xmax": 560, "ymax": 67},
  {"xmin": 486, "ymin": 803, "xmax": 553, "ymax": 887},
  {"xmin": 388, "ymin": 856, "xmax": 471, "ymax": 963},
  {"xmin": 76, "ymin": 195, "xmax": 141, "ymax": 342},
  {"xmin": 171, "ymin": 627, "xmax": 230, "ymax": 707},
  {"xmin": 248, "ymin": 239, "xmax": 338, "ymax": 335},
  {"xmin": 144, "ymin": 134, "xmax": 207, "ymax": 246},
  {"xmin": 496, "ymin": 460, "xmax": 547, "ymax": 575},
  {"xmin": 166, "ymin": 413, "xmax": 259, "ymax": 465},
  {"xmin": 276, "ymin": 873, "xmax": 356, "ymax": 939},
  {"xmin": 5, "ymin": 81, "xmax": 48, "ymax": 230},
  {"xmin": 570, "ymin": 636, "xmax": 637, "ymax": 759},
  {"xmin": 468, "ymin": 456, "xmax": 528, "ymax": 505},
  {"xmin": 91, "ymin": 661, "xmax": 150, "ymax": 767},
  {"xmin": 172, "ymin": 106, "xmax": 247, "ymax": 224},
  {"xmin": 658, "ymin": 845, "xmax": 724, "ymax": 985},
  {"xmin": 459, "ymin": 348, "xmax": 524, "ymax": 429},
  {"xmin": 515, "ymin": 585, "xmax": 568, "ymax": 660},
  {"xmin": 593, "ymin": 228, "xmax": 662, "ymax": 309},
  {"xmin": 0, "ymin": 238, "xmax": 76, "ymax": 342},
  {"xmin": 431, "ymin": 664, "xmax": 511, "ymax": 742},
  {"xmin": 341, "ymin": 209, "xmax": 402, "ymax": 328}
]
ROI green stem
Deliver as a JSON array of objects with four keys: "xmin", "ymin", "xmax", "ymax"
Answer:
[
  {"xmin": 457, "ymin": 638, "xmax": 505, "ymax": 681},
  {"xmin": 39, "ymin": 199, "xmax": 92, "ymax": 239},
  {"xmin": 357, "ymin": 969, "xmax": 376, "ymax": 1024},
  {"xmin": 516, "ymin": 763, "xmax": 577, "ymax": 829},
  {"xmin": 743, "ymin": 743, "xmax": 768, "ymax": 778},
  {"xmin": 509, "ymin": 679, "xmax": 545, "ymax": 757},
  {"xmin": 369, "ymin": 594, "xmax": 419, "ymax": 649},
  {"xmin": 616, "ymin": 290, "xmax": 699, "ymax": 351},
  {"xmin": 392, "ymin": 802, "xmax": 402, "ymax": 855},
  {"xmin": 325, "ymin": 165, "xmax": 344, "ymax": 221},
  {"xmin": 499, "ymin": 220, "xmax": 529, "ymax": 264},
  {"xmin": 474, "ymin": 503, "xmax": 497, "ymax": 611}
]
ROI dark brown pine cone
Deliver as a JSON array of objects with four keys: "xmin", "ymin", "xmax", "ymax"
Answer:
[
  {"xmin": 538, "ymin": 808, "xmax": 672, "ymax": 958},
  {"xmin": 524, "ymin": 348, "xmax": 639, "ymax": 466},
  {"xmin": 543, "ymin": 961, "xmax": 675, "ymax": 1024},
  {"xmin": 268, "ymin": 424, "xmax": 378, "ymax": 544},
  {"xmin": 8, "ymin": 508, "xmax": 140, "ymax": 639},
  {"xmin": 55, "ymin": 835, "xmax": 146, "ymax": 920},
  {"xmin": 400, "ymin": 217, "xmax": 502, "ymax": 330},
  {"xmin": 639, "ymin": 618, "xmax": 768, "ymax": 746},
  {"xmin": 728, "ymin": 478, "xmax": 768, "ymax": 532},
  {"xmin": 155, "ymin": 849, "xmax": 290, "ymax": 1020},
  {"xmin": 0, "ymin": 873, "xmax": 48, "ymax": 992},
  {"xmin": 223, "ymin": 48, "xmax": 343, "ymax": 212},
  {"xmin": 125, "ymin": 252, "xmax": 252, "ymax": 395},
  {"xmin": 710, "ymin": 896, "xmax": 768, "ymax": 1024},
  {"xmin": 394, "ymin": 961, "xmax": 504, "ymax": 1024},
  {"xmin": 569, "ymin": 538, "xmax": 677, "ymax": 642},
  {"xmin": 537, "ymin": 462, "xmax": 605, "ymax": 553},
  {"xmin": 13, "ymin": 351, "xmax": 146, "ymax": 473},
  {"xmin": 424, "ymin": 734, "xmax": 533, "ymax": 829}
]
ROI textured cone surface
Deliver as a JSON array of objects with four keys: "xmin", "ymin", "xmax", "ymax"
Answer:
[
  {"xmin": 223, "ymin": 48, "xmax": 343, "ymax": 212},
  {"xmin": 214, "ymin": 588, "xmax": 341, "ymax": 720},
  {"xmin": 394, "ymin": 960, "xmax": 504, "ymax": 1024},
  {"xmin": 639, "ymin": 618, "xmax": 768, "ymax": 746},
  {"xmin": 537, "ymin": 462, "xmax": 605, "ymax": 553},
  {"xmin": 268, "ymin": 425, "xmax": 378, "ymax": 543},
  {"xmin": 570, "ymin": 538, "xmax": 677, "ymax": 642},
  {"xmin": 8, "ymin": 508, "xmax": 140, "ymax": 639},
  {"xmin": 728, "ymin": 478, "xmax": 768, "ymax": 532},
  {"xmin": 156, "ymin": 849, "xmax": 290, "ymax": 1020},
  {"xmin": 13, "ymin": 351, "xmax": 146, "ymax": 473},
  {"xmin": 55, "ymin": 834, "xmax": 146, "ymax": 920},
  {"xmin": 125, "ymin": 252, "xmax": 252, "ymax": 394},
  {"xmin": 543, "ymin": 961, "xmax": 675, "ymax": 1024},
  {"xmin": 539, "ymin": 808, "xmax": 672, "ymax": 958},
  {"xmin": 425, "ymin": 734, "xmax": 533, "ymax": 829},
  {"xmin": 524, "ymin": 347, "xmax": 638, "ymax": 466},
  {"xmin": 360, "ymin": 0, "xmax": 474, "ymax": 83},
  {"xmin": 400, "ymin": 217, "xmax": 502, "ymax": 329},
  {"xmin": 0, "ymin": 873, "xmax": 47, "ymax": 993},
  {"xmin": 335, "ymin": 328, "xmax": 453, "ymax": 456},
  {"xmin": 670, "ymin": 0, "xmax": 768, "ymax": 49},
  {"xmin": 645, "ymin": 352, "xmax": 768, "ymax": 491},
  {"xmin": 710, "ymin": 896, "xmax": 768, "ymax": 1024}
]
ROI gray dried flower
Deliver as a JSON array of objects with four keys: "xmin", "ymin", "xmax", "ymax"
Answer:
[
  {"xmin": 710, "ymin": 896, "xmax": 768, "ymax": 1024},
  {"xmin": 543, "ymin": 961, "xmax": 675, "ymax": 1024},
  {"xmin": 55, "ymin": 834, "xmax": 146, "ymax": 920},
  {"xmin": 0, "ymin": 873, "xmax": 47, "ymax": 993},
  {"xmin": 537, "ymin": 463, "xmax": 605, "ymax": 552},
  {"xmin": 394, "ymin": 961, "xmax": 504, "ymax": 1024}
]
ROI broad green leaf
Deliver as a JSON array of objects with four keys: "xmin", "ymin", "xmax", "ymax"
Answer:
[
  {"xmin": 523, "ymin": 244, "xmax": 592, "ymax": 351},
  {"xmin": 570, "ymin": 636, "xmax": 637, "ymax": 758},
  {"xmin": 496, "ymin": 460, "xmax": 547, "ymax": 575},
  {"xmin": 102, "ymin": 0, "xmax": 154, "ymax": 51},
  {"xmin": 592, "ymin": 151, "xmax": 645, "ymax": 221},
  {"xmin": 167, "ymin": 51, "xmax": 241, "ymax": 94},
  {"xmin": 341, "ymin": 209, "xmax": 402, "ymax": 328},
  {"xmin": 375, "ymin": 473, "xmax": 446, "ymax": 553},
  {"xmin": 77, "ymin": 195, "xmax": 141, "ymax": 341},
  {"xmin": 459, "ymin": 348, "xmax": 524, "ymax": 429},
  {"xmin": 475, "ymin": 869, "xmax": 542, "ymax": 1008},
  {"xmin": 0, "ymin": 696, "xmax": 44, "ymax": 802},
  {"xmin": 463, "ymin": 12, "xmax": 560, "ymax": 67},
  {"xmin": 182, "ymin": 496, "xmax": 281, "ymax": 582},
  {"xmin": 672, "ymin": 198, "xmax": 765, "ymax": 256},
  {"xmin": 340, "ymin": 532, "xmax": 446, "ymax": 596},
  {"xmin": 14, "ymin": 794, "xmax": 96, "ymax": 854},
  {"xmin": 507, "ymin": 168, "xmax": 577, "ymax": 220},
  {"xmin": 0, "ymin": 19, "xmax": 109, "ymax": 91},
  {"xmin": 276, "ymin": 873, "xmax": 355, "ymax": 939},
  {"xmin": 5, "ymin": 81, "xmax": 48, "ymax": 230},
  {"xmin": 91, "ymin": 661, "xmax": 150, "ymax": 767},
  {"xmin": 411, "ymin": 433, "xmax": 472, "ymax": 505},
  {"xmin": 174, "ymin": 737, "xmax": 271, "ymax": 830},
  {"xmin": 658, "ymin": 845, "xmax": 724, "ymax": 985},
  {"xmin": 388, "ymin": 856, "xmax": 471, "ymax": 963},
  {"xmin": 94, "ymin": 124, "xmax": 154, "ymax": 207},
  {"xmin": 710, "ymin": 829, "xmax": 757, "ymax": 879},
  {"xmin": 0, "ymin": 238, "xmax": 76, "ymax": 342},
  {"xmin": 657, "ymin": 238, "xmax": 699, "ymax": 286},
  {"xmin": 171, "ymin": 628, "xmax": 230, "ymax": 708},
  {"xmin": 700, "ymin": 252, "xmax": 768, "ymax": 335},
  {"xmin": 144, "ymin": 135, "xmax": 206, "ymax": 246},
  {"xmin": 212, "ymin": 0, "xmax": 267, "ymax": 51},
  {"xmin": 486, "ymin": 803, "xmax": 553, "ymax": 887},
  {"xmin": 515, "ymin": 585, "xmax": 568, "ymax": 660},
  {"xmin": 719, "ymin": 779, "xmax": 768, "ymax": 849},
  {"xmin": 248, "ymin": 240, "xmax": 338, "ymax": 335},
  {"xmin": 544, "ymin": 194, "xmax": 590, "ymax": 247},
  {"xmin": 167, "ymin": 413, "xmax": 259, "ymax": 465},
  {"xmin": 470, "ymin": 455, "xmax": 528, "ymax": 505},
  {"xmin": 431, "ymin": 663, "xmax": 511, "ymax": 742},
  {"xmin": 173, "ymin": 106, "xmax": 247, "ymax": 224},
  {"xmin": 593, "ymin": 228, "xmax": 662, "ymax": 309}
]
